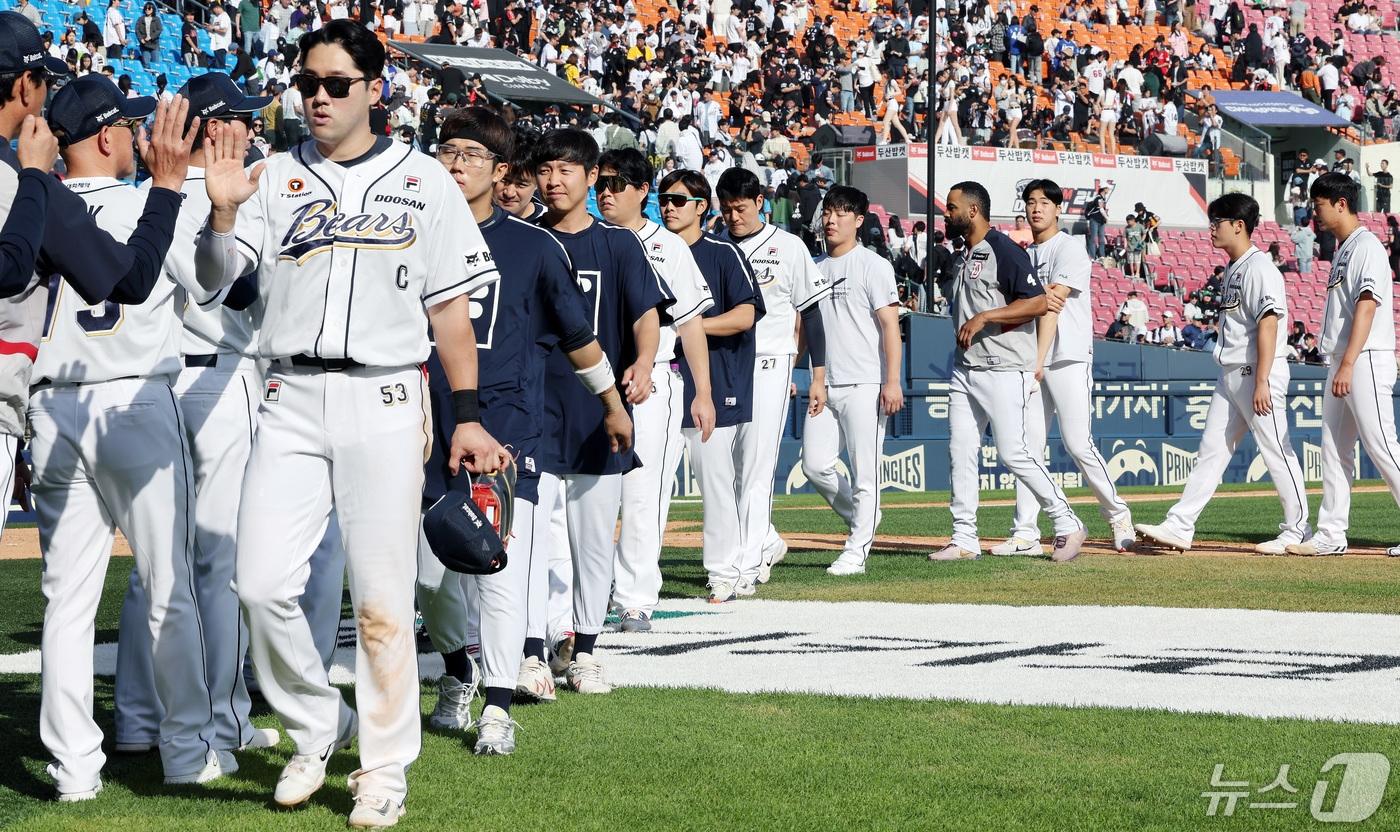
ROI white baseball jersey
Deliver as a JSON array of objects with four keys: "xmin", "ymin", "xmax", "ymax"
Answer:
[
  {"xmin": 143, "ymin": 167, "xmax": 257, "ymax": 357},
  {"xmin": 725, "ymin": 223, "xmax": 832, "ymax": 356},
  {"xmin": 1213, "ymin": 246, "xmax": 1288, "ymax": 367},
  {"xmin": 223, "ymin": 139, "xmax": 497, "ymax": 365},
  {"xmin": 1322, "ymin": 226, "xmax": 1396, "ymax": 357},
  {"xmin": 1029, "ymin": 231, "xmax": 1093, "ymax": 364},
  {"xmin": 35, "ymin": 178, "xmax": 207, "ymax": 384},
  {"xmin": 635, "ymin": 219, "xmax": 713, "ymax": 363},
  {"xmin": 815, "ymin": 244, "xmax": 898, "ymax": 385}
]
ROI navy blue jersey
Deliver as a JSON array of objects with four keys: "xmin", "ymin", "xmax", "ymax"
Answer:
[
  {"xmin": 679, "ymin": 234, "xmax": 766, "ymax": 428},
  {"xmin": 424, "ymin": 207, "xmax": 596, "ymax": 505},
  {"xmin": 541, "ymin": 219, "xmax": 676, "ymax": 476}
]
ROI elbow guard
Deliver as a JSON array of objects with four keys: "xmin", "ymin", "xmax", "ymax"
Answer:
[{"xmin": 802, "ymin": 304, "xmax": 826, "ymax": 368}]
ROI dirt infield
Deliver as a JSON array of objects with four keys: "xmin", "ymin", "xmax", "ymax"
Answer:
[{"xmin": 0, "ymin": 528, "xmax": 131, "ymax": 560}]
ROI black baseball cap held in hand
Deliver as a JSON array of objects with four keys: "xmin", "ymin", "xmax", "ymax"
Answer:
[
  {"xmin": 177, "ymin": 72, "xmax": 273, "ymax": 129},
  {"xmin": 47, "ymin": 75, "xmax": 155, "ymax": 147},
  {"xmin": 0, "ymin": 11, "xmax": 70, "ymax": 76}
]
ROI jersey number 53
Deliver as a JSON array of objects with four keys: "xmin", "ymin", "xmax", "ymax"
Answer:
[{"xmin": 42, "ymin": 279, "xmax": 124, "ymax": 341}]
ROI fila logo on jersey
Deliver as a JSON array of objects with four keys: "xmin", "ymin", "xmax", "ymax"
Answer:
[
  {"xmin": 404, "ymin": 175, "xmax": 421, "ymax": 192},
  {"xmin": 264, "ymin": 379, "xmax": 281, "ymax": 402},
  {"xmin": 279, "ymin": 199, "xmax": 417, "ymax": 264}
]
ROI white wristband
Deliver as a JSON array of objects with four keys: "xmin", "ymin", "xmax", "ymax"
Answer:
[{"xmin": 574, "ymin": 356, "xmax": 616, "ymax": 396}]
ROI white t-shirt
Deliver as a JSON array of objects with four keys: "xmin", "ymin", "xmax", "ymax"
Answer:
[
  {"xmin": 1085, "ymin": 59, "xmax": 1107, "ymax": 96},
  {"xmin": 1322, "ymin": 226, "xmax": 1396, "ymax": 357},
  {"xmin": 1214, "ymin": 246, "xmax": 1289, "ymax": 367},
  {"xmin": 726, "ymin": 223, "xmax": 833, "ymax": 356},
  {"xmin": 1030, "ymin": 230, "xmax": 1093, "ymax": 363},
  {"xmin": 815, "ymin": 245, "xmax": 898, "ymax": 385},
  {"xmin": 1319, "ymin": 62, "xmax": 1340, "ymax": 90},
  {"xmin": 209, "ymin": 9, "xmax": 232, "ymax": 50}
]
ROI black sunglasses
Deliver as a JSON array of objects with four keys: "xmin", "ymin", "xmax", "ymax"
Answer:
[
  {"xmin": 594, "ymin": 174, "xmax": 640, "ymax": 194},
  {"xmin": 291, "ymin": 73, "xmax": 371, "ymax": 99},
  {"xmin": 657, "ymin": 192, "xmax": 706, "ymax": 208}
]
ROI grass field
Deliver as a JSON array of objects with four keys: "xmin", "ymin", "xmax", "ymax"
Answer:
[{"xmin": 1, "ymin": 482, "xmax": 1398, "ymax": 830}]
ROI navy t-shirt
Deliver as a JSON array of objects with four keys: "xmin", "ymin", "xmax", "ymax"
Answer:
[
  {"xmin": 679, "ymin": 234, "xmax": 766, "ymax": 428},
  {"xmin": 540, "ymin": 218, "xmax": 676, "ymax": 476},
  {"xmin": 424, "ymin": 207, "xmax": 596, "ymax": 505}
]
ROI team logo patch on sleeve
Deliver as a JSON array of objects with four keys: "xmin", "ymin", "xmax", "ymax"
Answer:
[
  {"xmin": 404, "ymin": 175, "xmax": 421, "ymax": 192},
  {"xmin": 264, "ymin": 380, "xmax": 281, "ymax": 402}
]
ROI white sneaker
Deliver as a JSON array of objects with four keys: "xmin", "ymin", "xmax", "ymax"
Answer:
[
  {"xmin": 428, "ymin": 672, "xmax": 479, "ymax": 732},
  {"xmin": 1285, "ymin": 539, "xmax": 1347, "ymax": 556},
  {"xmin": 1110, "ymin": 513, "xmax": 1135, "ymax": 552},
  {"xmin": 348, "ymin": 794, "xmax": 405, "ymax": 828},
  {"xmin": 708, "ymin": 581, "xmax": 737, "ymax": 603},
  {"xmin": 273, "ymin": 711, "xmax": 357, "ymax": 806},
  {"xmin": 548, "ymin": 635, "xmax": 575, "ymax": 676},
  {"xmin": 1254, "ymin": 535, "xmax": 1298, "ymax": 555},
  {"xmin": 757, "ymin": 538, "xmax": 789, "ymax": 584},
  {"xmin": 1135, "ymin": 523, "xmax": 1191, "ymax": 551},
  {"xmin": 927, "ymin": 544, "xmax": 979, "ymax": 561},
  {"xmin": 565, "ymin": 652, "xmax": 613, "ymax": 694},
  {"xmin": 165, "ymin": 748, "xmax": 237, "ymax": 785},
  {"xmin": 1050, "ymin": 528, "xmax": 1088, "ymax": 563},
  {"xmin": 239, "ymin": 727, "xmax": 281, "ymax": 750},
  {"xmin": 989, "ymin": 537, "xmax": 1043, "ymax": 556},
  {"xmin": 48, "ymin": 763, "xmax": 102, "ymax": 803},
  {"xmin": 473, "ymin": 705, "xmax": 519, "ymax": 756},
  {"xmin": 1388, "ymin": 545, "xmax": 1400, "ymax": 557},
  {"xmin": 514, "ymin": 655, "xmax": 557, "ymax": 703},
  {"xmin": 826, "ymin": 552, "xmax": 866, "ymax": 575},
  {"xmin": 735, "ymin": 580, "xmax": 757, "ymax": 597}
]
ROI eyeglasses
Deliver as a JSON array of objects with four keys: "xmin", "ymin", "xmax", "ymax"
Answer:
[
  {"xmin": 1207, "ymin": 218, "xmax": 1241, "ymax": 229},
  {"xmin": 436, "ymin": 145, "xmax": 498, "ymax": 168},
  {"xmin": 291, "ymin": 73, "xmax": 371, "ymax": 99},
  {"xmin": 657, "ymin": 192, "xmax": 706, "ymax": 208},
  {"xmin": 594, "ymin": 175, "xmax": 640, "ymax": 194}
]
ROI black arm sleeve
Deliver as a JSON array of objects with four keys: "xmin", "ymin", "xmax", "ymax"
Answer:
[
  {"xmin": 0, "ymin": 170, "xmax": 52, "ymax": 299},
  {"xmin": 37, "ymin": 183, "xmax": 182, "ymax": 306},
  {"xmin": 801, "ymin": 304, "xmax": 826, "ymax": 368},
  {"xmin": 221, "ymin": 272, "xmax": 259, "ymax": 311}
]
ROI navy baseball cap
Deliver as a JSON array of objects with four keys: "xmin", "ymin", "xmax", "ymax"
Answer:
[
  {"xmin": 0, "ymin": 11, "xmax": 70, "ymax": 76},
  {"xmin": 47, "ymin": 76, "xmax": 155, "ymax": 147},
  {"xmin": 177, "ymin": 72, "xmax": 272, "ymax": 128}
]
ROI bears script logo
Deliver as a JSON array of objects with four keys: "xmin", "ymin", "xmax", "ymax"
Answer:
[{"xmin": 278, "ymin": 199, "xmax": 418, "ymax": 264}]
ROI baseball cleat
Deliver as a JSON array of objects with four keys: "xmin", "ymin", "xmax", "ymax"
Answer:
[
  {"xmin": 273, "ymin": 710, "xmax": 357, "ymax": 806},
  {"xmin": 1135, "ymin": 523, "xmax": 1191, "ymax": 551},
  {"xmin": 989, "ymin": 537, "xmax": 1044, "ymax": 556},
  {"xmin": 757, "ymin": 538, "xmax": 789, "ymax": 584},
  {"xmin": 48, "ymin": 764, "xmax": 102, "ymax": 803},
  {"xmin": 565, "ymin": 652, "xmax": 613, "ymax": 694},
  {"xmin": 514, "ymin": 656, "xmax": 557, "ymax": 702},
  {"xmin": 1050, "ymin": 528, "xmax": 1088, "ymax": 562},
  {"xmin": 548, "ymin": 635, "xmax": 575, "ymax": 677},
  {"xmin": 735, "ymin": 580, "xmax": 758, "ymax": 597},
  {"xmin": 1110, "ymin": 514, "xmax": 1136, "ymax": 552},
  {"xmin": 927, "ymin": 544, "xmax": 979, "ymax": 561},
  {"xmin": 619, "ymin": 609, "xmax": 652, "ymax": 632},
  {"xmin": 1253, "ymin": 536, "xmax": 1303, "ymax": 556},
  {"xmin": 240, "ymin": 727, "xmax": 281, "ymax": 750},
  {"xmin": 428, "ymin": 672, "xmax": 479, "ymax": 732},
  {"xmin": 1284, "ymin": 540, "xmax": 1347, "ymax": 556},
  {"xmin": 707, "ymin": 581, "xmax": 737, "ymax": 603},
  {"xmin": 1388, "ymin": 545, "xmax": 1400, "ymax": 557},
  {"xmin": 348, "ymin": 794, "xmax": 405, "ymax": 828},
  {"xmin": 165, "ymin": 748, "xmax": 237, "ymax": 785},
  {"xmin": 826, "ymin": 552, "xmax": 866, "ymax": 575},
  {"xmin": 114, "ymin": 739, "xmax": 156, "ymax": 754},
  {"xmin": 473, "ymin": 705, "xmax": 519, "ymax": 756}
]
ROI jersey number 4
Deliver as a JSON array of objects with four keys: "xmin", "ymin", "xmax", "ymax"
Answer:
[{"xmin": 42, "ymin": 279, "xmax": 124, "ymax": 341}]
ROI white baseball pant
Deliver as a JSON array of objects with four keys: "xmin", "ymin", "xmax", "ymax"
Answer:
[
  {"xmin": 33, "ymin": 378, "xmax": 215, "ymax": 791},
  {"xmin": 302, "ymin": 516, "xmax": 348, "ymax": 671},
  {"xmin": 562, "ymin": 473, "xmax": 624, "ymax": 637},
  {"xmin": 687, "ymin": 425, "xmax": 741, "ymax": 584},
  {"xmin": 801, "ymin": 383, "xmax": 886, "ymax": 564},
  {"xmin": 416, "ymin": 496, "xmax": 535, "ymax": 689},
  {"xmin": 1314, "ymin": 350, "xmax": 1400, "ymax": 547},
  {"xmin": 236, "ymin": 364, "xmax": 426, "ymax": 803},
  {"xmin": 948, "ymin": 367, "xmax": 1084, "ymax": 553},
  {"xmin": 1155, "ymin": 362, "xmax": 1310, "ymax": 545},
  {"xmin": 1009, "ymin": 360, "xmax": 1131, "ymax": 539},
  {"xmin": 539, "ymin": 472, "xmax": 574, "ymax": 647},
  {"xmin": 0, "ymin": 433, "xmax": 18, "ymax": 540},
  {"xmin": 736, "ymin": 354, "xmax": 795, "ymax": 584},
  {"xmin": 613, "ymin": 365, "xmax": 684, "ymax": 614}
]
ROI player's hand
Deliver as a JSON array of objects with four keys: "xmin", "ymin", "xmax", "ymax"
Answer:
[
  {"xmin": 807, "ymin": 380, "xmax": 827, "ymax": 416},
  {"xmin": 138, "ymin": 95, "xmax": 198, "ymax": 192},
  {"xmin": 620, "ymin": 362, "xmax": 651, "ymax": 405},
  {"xmin": 1045, "ymin": 292, "xmax": 1066, "ymax": 314},
  {"xmin": 789, "ymin": 382, "xmax": 797, "ymax": 399},
  {"xmin": 1253, "ymin": 380, "xmax": 1273, "ymax": 416},
  {"xmin": 957, "ymin": 313, "xmax": 988, "ymax": 348},
  {"xmin": 691, "ymin": 392, "xmax": 716, "ymax": 442},
  {"xmin": 448, "ymin": 422, "xmax": 511, "ymax": 475},
  {"xmin": 16, "ymin": 115, "xmax": 58, "ymax": 173},
  {"xmin": 1331, "ymin": 363, "xmax": 1354, "ymax": 398},
  {"xmin": 12, "ymin": 448, "xmax": 30, "ymax": 513},
  {"xmin": 603, "ymin": 403, "xmax": 633, "ymax": 453},
  {"xmin": 881, "ymin": 380, "xmax": 904, "ymax": 416},
  {"xmin": 1034, "ymin": 363, "xmax": 1045, "ymax": 383},
  {"xmin": 203, "ymin": 119, "xmax": 264, "ymax": 212}
]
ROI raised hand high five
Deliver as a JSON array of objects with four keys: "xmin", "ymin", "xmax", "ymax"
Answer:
[{"xmin": 137, "ymin": 95, "xmax": 198, "ymax": 192}]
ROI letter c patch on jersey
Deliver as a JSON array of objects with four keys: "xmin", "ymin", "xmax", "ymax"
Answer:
[{"xmin": 264, "ymin": 379, "xmax": 281, "ymax": 402}]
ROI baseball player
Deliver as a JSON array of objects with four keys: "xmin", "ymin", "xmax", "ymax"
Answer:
[
  {"xmin": 1137, "ymin": 192, "xmax": 1310, "ymax": 554},
  {"xmin": 35, "ymin": 78, "xmax": 228, "ymax": 798},
  {"xmin": 658, "ymin": 169, "xmax": 766, "ymax": 601},
  {"xmin": 934, "ymin": 181, "xmax": 1086, "ymax": 562},
  {"xmin": 414, "ymin": 107, "xmax": 629, "ymax": 754},
  {"xmin": 531, "ymin": 128, "xmax": 675, "ymax": 693},
  {"xmin": 801, "ymin": 185, "xmax": 904, "ymax": 576},
  {"xmin": 493, "ymin": 149, "xmax": 547, "ymax": 222},
  {"xmin": 1287, "ymin": 173, "xmax": 1400, "ymax": 556},
  {"xmin": 990, "ymin": 179, "xmax": 1135, "ymax": 556},
  {"xmin": 716, "ymin": 167, "xmax": 835, "ymax": 588},
  {"xmin": 193, "ymin": 22, "xmax": 506, "ymax": 827},
  {"xmin": 597, "ymin": 148, "xmax": 714, "ymax": 631}
]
